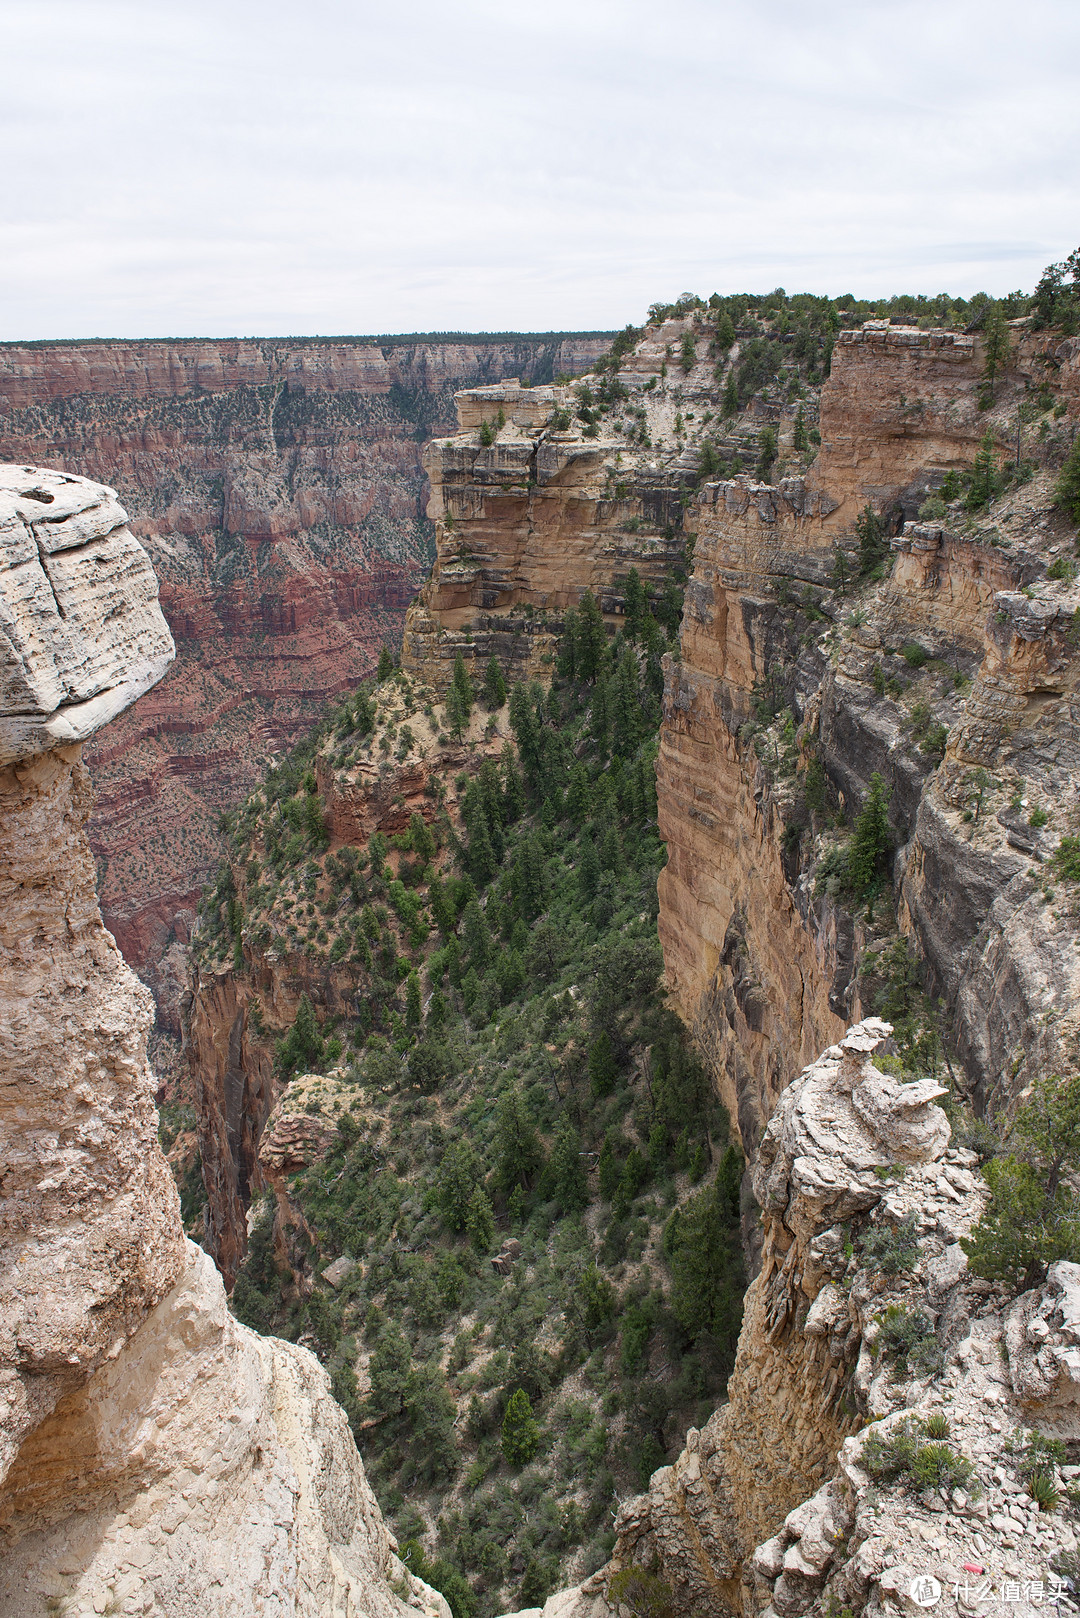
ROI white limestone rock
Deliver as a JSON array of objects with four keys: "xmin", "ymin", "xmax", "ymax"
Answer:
[{"xmin": 0, "ymin": 464, "xmax": 174, "ymax": 763}]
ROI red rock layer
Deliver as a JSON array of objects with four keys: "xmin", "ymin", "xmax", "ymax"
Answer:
[{"xmin": 0, "ymin": 336, "xmax": 608, "ymax": 1022}]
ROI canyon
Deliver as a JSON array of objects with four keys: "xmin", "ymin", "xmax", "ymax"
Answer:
[
  {"xmin": 6, "ymin": 290, "xmax": 1080, "ymax": 1618},
  {"xmin": 0, "ymin": 334, "xmax": 609, "ymax": 1025}
]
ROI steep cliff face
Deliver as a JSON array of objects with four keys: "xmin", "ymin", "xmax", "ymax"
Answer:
[
  {"xmin": 656, "ymin": 320, "xmax": 1080, "ymax": 1148},
  {"xmin": 0, "ymin": 465, "xmax": 448, "ymax": 1618},
  {"xmin": 401, "ymin": 381, "xmax": 687, "ymax": 694},
  {"xmin": 0, "ymin": 337, "xmax": 609, "ymax": 1020},
  {"xmin": 600, "ymin": 1021, "xmax": 1079, "ymax": 1615}
]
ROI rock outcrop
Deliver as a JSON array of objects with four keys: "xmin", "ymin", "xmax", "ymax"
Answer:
[
  {"xmin": 0, "ymin": 337, "xmax": 609, "ymax": 1021},
  {"xmin": 552, "ymin": 1022, "xmax": 1078, "ymax": 1616},
  {"xmin": 0, "ymin": 465, "xmax": 447, "ymax": 1618},
  {"xmin": 401, "ymin": 381, "xmax": 687, "ymax": 693}
]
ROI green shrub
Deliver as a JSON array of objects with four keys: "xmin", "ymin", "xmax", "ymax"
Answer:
[
  {"xmin": 963, "ymin": 1072, "xmax": 1080, "ymax": 1288},
  {"xmin": 859, "ymin": 1213, "xmax": 919, "ymax": 1275},
  {"xmin": 875, "ymin": 1306, "xmax": 943, "ymax": 1378},
  {"xmin": 861, "ymin": 1416, "xmax": 977, "ymax": 1496},
  {"xmin": 1052, "ymin": 835, "xmax": 1080, "ymax": 880}
]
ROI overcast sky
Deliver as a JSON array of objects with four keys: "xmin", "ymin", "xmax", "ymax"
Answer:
[{"xmin": 2, "ymin": 0, "xmax": 1078, "ymax": 340}]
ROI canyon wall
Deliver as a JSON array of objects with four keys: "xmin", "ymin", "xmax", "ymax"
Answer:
[
  {"xmin": 0, "ymin": 464, "xmax": 446, "ymax": 1618},
  {"xmin": 0, "ymin": 336, "xmax": 608, "ymax": 1022},
  {"xmin": 657, "ymin": 320, "xmax": 1080, "ymax": 1148}
]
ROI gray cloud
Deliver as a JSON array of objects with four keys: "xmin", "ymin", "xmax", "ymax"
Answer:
[{"xmin": 1, "ymin": 0, "xmax": 1077, "ymax": 337}]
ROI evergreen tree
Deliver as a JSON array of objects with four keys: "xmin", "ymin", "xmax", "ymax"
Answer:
[
  {"xmin": 465, "ymin": 1184, "xmax": 496, "ymax": 1251},
  {"xmin": 979, "ymin": 303, "xmax": 1011, "ymax": 406},
  {"xmin": 409, "ymin": 810, "xmax": 436, "ymax": 864},
  {"xmin": 680, "ymin": 331, "xmax": 696, "ymax": 373},
  {"xmin": 716, "ymin": 312, "xmax": 735, "ymax": 351},
  {"xmin": 1054, "ymin": 433, "xmax": 1080, "ymax": 524},
  {"xmin": 437, "ymin": 1138, "xmax": 484, "ymax": 1231},
  {"xmin": 557, "ymin": 607, "xmax": 580, "ymax": 679},
  {"xmin": 367, "ymin": 1322, "xmax": 412, "ymax": 1417},
  {"xmin": 277, "ymin": 992, "xmax": 324, "ymax": 1076},
  {"xmin": 461, "ymin": 898, "xmax": 490, "ymax": 970},
  {"xmin": 494, "ymin": 1086, "xmax": 543, "ymax": 1196},
  {"xmin": 483, "ymin": 654, "xmax": 507, "ymax": 709},
  {"xmin": 452, "ymin": 651, "xmax": 474, "ymax": 717},
  {"xmin": 502, "ymin": 748, "xmax": 527, "ymax": 822},
  {"xmin": 577, "ymin": 836, "xmax": 600, "ymax": 900},
  {"xmin": 405, "ymin": 970, "xmax": 422, "ymax": 1028},
  {"xmin": 566, "ymin": 762, "xmax": 591, "ymax": 825},
  {"xmin": 966, "ymin": 430, "xmax": 1003, "ymax": 510},
  {"xmin": 792, "ymin": 404, "xmax": 807, "ymax": 452},
  {"xmin": 855, "ymin": 504, "xmax": 889, "ymax": 576},
  {"xmin": 377, "ymin": 643, "xmax": 395, "ymax": 682},
  {"xmin": 721, "ymin": 370, "xmax": 739, "ymax": 418},
  {"xmin": 501, "ymin": 1388, "xmax": 541, "ymax": 1463},
  {"xmin": 623, "ymin": 568, "xmax": 647, "ymax": 640},
  {"xmin": 588, "ymin": 1030, "xmax": 619, "ymax": 1097},
  {"xmin": 755, "ymin": 425, "xmax": 778, "ymax": 482},
  {"xmin": 444, "ymin": 681, "xmax": 467, "ymax": 741},
  {"xmin": 598, "ymin": 1134, "xmax": 620, "ymax": 1201},
  {"xmin": 847, "ymin": 772, "xmax": 892, "ymax": 900},
  {"xmin": 548, "ymin": 1117, "xmax": 589, "ymax": 1214},
  {"xmin": 575, "ymin": 591, "xmax": 608, "ymax": 682}
]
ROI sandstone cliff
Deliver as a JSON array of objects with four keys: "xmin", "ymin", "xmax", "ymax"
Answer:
[
  {"xmin": 657, "ymin": 319, "xmax": 1080, "ymax": 1149},
  {"xmin": 0, "ymin": 464, "xmax": 448, "ymax": 1618},
  {"xmin": 0, "ymin": 336, "xmax": 609, "ymax": 1022}
]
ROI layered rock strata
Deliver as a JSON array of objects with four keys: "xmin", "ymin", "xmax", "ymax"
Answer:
[
  {"xmin": 401, "ymin": 382, "xmax": 688, "ymax": 693},
  {"xmin": 657, "ymin": 323, "xmax": 1080, "ymax": 1145},
  {"xmin": 556, "ymin": 1022, "xmax": 1078, "ymax": 1616},
  {"xmin": 0, "ymin": 337, "xmax": 608, "ymax": 1019},
  {"xmin": 0, "ymin": 465, "xmax": 446, "ymax": 1618}
]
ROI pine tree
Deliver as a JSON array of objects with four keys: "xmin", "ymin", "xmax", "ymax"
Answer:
[
  {"xmin": 721, "ymin": 370, "xmax": 739, "ymax": 419},
  {"xmin": 588, "ymin": 1031, "xmax": 618, "ymax": 1097},
  {"xmin": 680, "ymin": 331, "xmax": 696, "ymax": 373},
  {"xmin": 1054, "ymin": 433, "xmax": 1080, "ymax": 524},
  {"xmin": 575, "ymin": 591, "xmax": 607, "ymax": 682},
  {"xmin": 716, "ymin": 312, "xmax": 735, "ymax": 351},
  {"xmin": 444, "ymin": 681, "xmax": 467, "ymax": 741},
  {"xmin": 966, "ymin": 430, "xmax": 1003, "ymax": 510},
  {"xmin": 452, "ymin": 651, "xmax": 474, "ymax": 717},
  {"xmin": 377, "ymin": 643, "xmax": 395, "ymax": 682},
  {"xmin": 792, "ymin": 404, "xmax": 807, "ymax": 452},
  {"xmin": 548, "ymin": 1117, "xmax": 589, "ymax": 1214},
  {"xmin": 855, "ymin": 504, "xmax": 888, "ymax": 576},
  {"xmin": 847, "ymin": 772, "xmax": 892, "ymax": 900},
  {"xmin": 483, "ymin": 654, "xmax": 507, "ymax": 709},
  {"xmin": 405, "ymin": 970, "xmax": 421, "ymax": 1028},
  {"xmin": 465, "ymin": 1184, "xmax": 496, "ymax": 1251},
  {"xmin": 367, "ymin": 1323, "xmax": 412, "ymax": 1417},
  {"xmin": 436, "ymin": 1138, "xmax": 484, "ymax": 1230},
  {"xmin": 755, "ymin": 425, "xmax": 778, "ymax": 482},
  {"xmin": 623, "ymin": 568, "xmax": 647, "ymax": 640},
  {"xmin": 501, "ymin": 1388, "xmax": 541, "ymax": 1463},
  {"xmin": 494, "ymin": 1086, "xmax": 543, "ymax": 1196},
  {"xmin": 598, "ymin": 1134, "xmax": 620, "ymax": 1200},
  {"xmin": 979, "ymin": 303, "xmax": 1011, "ymax": 407},
  {"xmin": 577, "ymin": 836, "xmax": 600, "ymax": 899},
  {"xmin": 408, "ymin": 810, "xmax": 436, "ymax": 864}
]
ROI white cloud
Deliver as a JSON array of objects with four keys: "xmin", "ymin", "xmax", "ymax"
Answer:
[{"xmin": 1, "ymin": 0, "xmax": 1077, "ymax": 337}]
